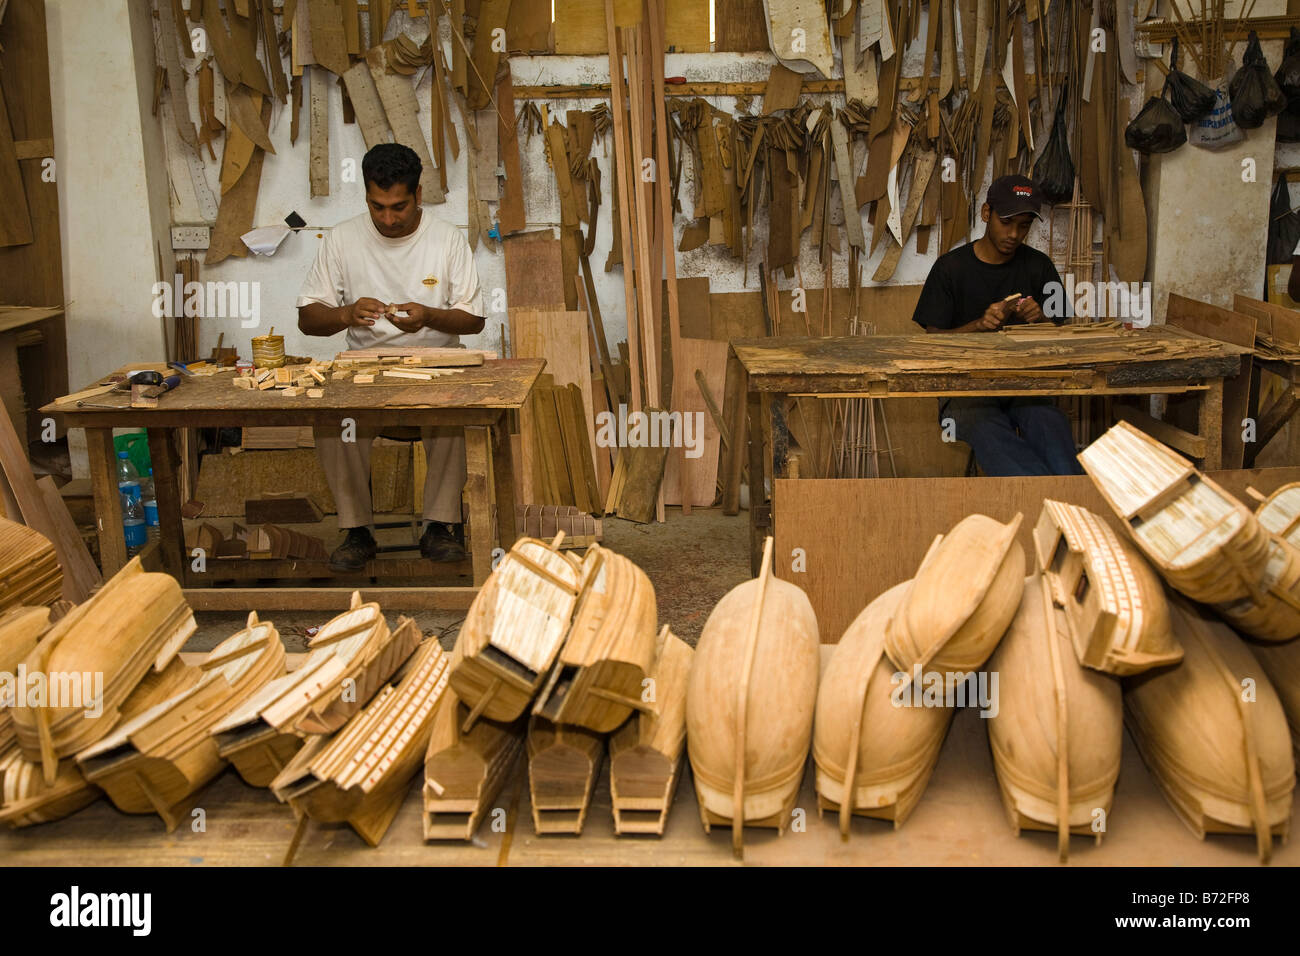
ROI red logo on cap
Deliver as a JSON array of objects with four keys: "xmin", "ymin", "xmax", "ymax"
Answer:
[{"xmin": 1012, "ymin": 186, "xmax": 1032, "ymax": 196}]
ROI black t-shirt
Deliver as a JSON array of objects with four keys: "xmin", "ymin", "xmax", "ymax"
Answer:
[{"xmin": 910, "ymin": 241, "xmax": 1066, "ymax": 330}]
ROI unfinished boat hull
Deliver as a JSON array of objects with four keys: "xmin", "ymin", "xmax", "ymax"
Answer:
[
  {"xmin": 1033, "ymin": 499, "xmax": 1180, "ymax": 674},
  {"xmin": 814, "ymin": 581, "xmax": 954, "ymax": 833},
  {"xmin": 423, "ymin": 694, "xmax": 526, "ymax": 842},
  {"xmin": 1124, "ymin": 597, "xmax": 1294, "ymax": 862},
  {"xmin": 527, "ymin": 716, "xmax": 604, "ymax": 835},
  {"xmin": 987, "ymin": 575, "xmax": 1123, "ymax": 861},
  {"xmin": 686, "ymin": 538, "xmax": 819, "ymax": 855}
]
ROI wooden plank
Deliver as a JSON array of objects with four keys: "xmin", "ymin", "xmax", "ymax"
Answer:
[
  {"xmin": 555, "ymin": 0, "xmax": 710, "ymax": 52},
  {"xmin": 307, "ymin": 0, "xmax": 350, "ymax": 75},
  {"xmin": 33, "ymin": 476, "xmax": 99, "ymax": 604},
  {"xmin": 506, "ymin": 0, "xmax": 552, "ymax": 52},
  {"xmin": 662, "ymin": 337, "xmax": 727, "ymax": 507},
  {"xmin": 184, "ymin": 586, "xmax": 478, "ymax": 611},
  {"xmin": 207, "ymin": 123, "xmax": 268, "ymax": 264},
  {"xmin": 309, "ymin": 67, "xmax": 330, "ymax": 197},
  {"xmin": 774, "ymin": 469, "xmax": 1300, "ymax": 643},
  {"xmin": 715, "ymin": 0, "xmax": 768, "ymax": 51},
  {"xmin": 84, "ymin": 427, "xmax": 126, "ymax": 576},
  {"xmin": 496, "ymin": 68, "xmax": 526, "ymax": 235},
  {"xmin": 504, "ymin": 231, "xmax": 566, "ymax": 309},
  {"xmin": 1114, "ymin": 404, "xmax": 1207, "ymax": 460},
  {"xmin": 467, "ymin": 0, "xmax": 512, "ymax": 111},
  {"xmin": 464, "ymin": 426, "xmax": 493, "ymax": 584},
  {"xmin": 341, "ymin": 60, "xmax": 393, "ymax": 151}
]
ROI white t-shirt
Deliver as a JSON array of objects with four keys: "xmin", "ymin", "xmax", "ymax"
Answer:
[{"xmin": 296, "ymin": 210, "xmax": 484, "ymax": 351}]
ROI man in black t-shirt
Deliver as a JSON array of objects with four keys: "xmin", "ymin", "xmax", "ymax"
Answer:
[{"xmin": 910, "ymin": 174, "xmax": 1082, "ymax": 476}]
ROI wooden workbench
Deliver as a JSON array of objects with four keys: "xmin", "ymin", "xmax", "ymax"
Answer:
[
  {"xmin": 43, "ymin": 358, "xmax": 545, "ymax": 610},
  {"xmin": 726, "ymin": 327, "xmax": 1250, "ymax": 572}
]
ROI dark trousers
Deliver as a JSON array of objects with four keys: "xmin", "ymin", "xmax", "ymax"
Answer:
[{"xmin": 941, "ymin": 397, "xmax": 1083, "ymax": 477}]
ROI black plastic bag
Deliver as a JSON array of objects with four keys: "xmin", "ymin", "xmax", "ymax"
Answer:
[
  {"xmin": 1230, "ymin": 30, "xmax": 1287, "ymax": 129},
  {"xmin": 1279, "ymin": 105, "xmax": 1300, "ymax": 142},
  {"xmin": 1033, "ymin": 87, "xmax": 1074, "ymax": 204},
  {"xmin": 1125, "ymin": 85, "xmax": 1187, "ymax": 153},
  {"xmin": 1267, "ymin": 176, "xmax": 1300, "ymax": 264},
  {"xmin": 1165, "ymin": 38, "xmax": 1217, "ymax": 122},
  {"xmin": 1275, "ymin": 27, "xmax": 1300, "ymax": 102}
]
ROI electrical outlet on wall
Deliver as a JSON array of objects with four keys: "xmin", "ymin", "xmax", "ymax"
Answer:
[{"xmin": 171, "ymin": 225, "xmax": 211, "ymax": 250}]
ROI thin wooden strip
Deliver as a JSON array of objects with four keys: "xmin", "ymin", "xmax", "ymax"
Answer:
[{"xmin": 733, "ymin": 535, "xmax": 773, "ymax": 857}]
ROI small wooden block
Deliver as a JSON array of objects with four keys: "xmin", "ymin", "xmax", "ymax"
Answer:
[
  {"xmin": 274, "ymin": 368, "xmax": 294, "ymax": 385},
  {"xmin": 294, "ymin": 374, "xmax": 314, "ymax": 388},
  {"xmin": 309, "ymin": 367, "xmax": 327, "ymax": 384},
  {"xmin": 256, "ymin": 368, "xmax": 273, "ymax": 383},
  {"xmin": 282, "ymin": 386, "xmax": 303, "ymax": 397},
  {"xmin": 233, "ymin": 376, "xmax": 254, "ymax": 389},
  {"xmin": 354, "ymin": 373, "xmax": 375, "ymax": 384},
  {"xmin": 257, "ymin": 377, "xmax": 278, "ymax": 390},
  {"xmin": 333, "ymin": 369, "xmax": 352, "ymax": 381},
  {"xmin": 307, "ymin": 388, "xmax": 324, "ymax": 398}
]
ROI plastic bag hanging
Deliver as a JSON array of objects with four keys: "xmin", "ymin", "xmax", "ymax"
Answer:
[
  {"xmin": 1274, "ymin": 27, "xmax": 1300, "ymax": 102},
  {"xmin": 1229, "ymin": 30, "xmax": 1287, "ymax": 129},
  {"xmin": 1033, "ymin": 86, "xmax": 1074, "ymax": 205},
  {"xmin": 1165, "ymin": 37, "xmax": 1217, "ymax": 123},
  {"xmin": 1267, "ymin": 176, "xmax": 1300, "ymax": 265},
  {"xmin": 1125, "ymin": 85, "xmax": 1188, "ymax": 153}
]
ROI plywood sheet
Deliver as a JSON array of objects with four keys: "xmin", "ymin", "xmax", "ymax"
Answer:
[
  {"xmin": 775, "ymin": 468, "xmax": 1300, "ymax": 643},
  {"xmin": 505, "ymin": 231, "xmax": 566, "ymax": 310},
  {"xmin": 716, "ymin": 0, "xmax": 769, "ymax": 51},
  {"xmin": 0, "ymin": 78, "xmax": 31, "ymax": 248},
  {"xmin": 666, "ymin": 277, "xmax": 711, "ymax": 339},
  {"xmin": 662, "ymin": 337, "xmax": 727, "ymax": 506},
  {"xmin": 367, "ymin": 47, "xmax": 443, "ymax": 202},
  {"xmin": 341, "ymin": 60, "xmax": 392, "ymax": 150},
  {"xmin": 764, "ymin": 0, "xmax": 835, "ymax": 77},
  {"xmin": 555, "ymin": 0, "xmax": 709, "ymax": 53},
  {"xmin": 308, "ymin": 0, "xmax": 350, "ymax": 75},
  {"xmin": 507, "ymin": 0, "xmax": 552, "ymax": 52}
]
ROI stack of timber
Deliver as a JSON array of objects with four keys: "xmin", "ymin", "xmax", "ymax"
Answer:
[
  {"xmin": 422, "ymin": 688, "xmax": 526, "ymax": 841},
  {"xmin": 240, "ymin": 426, "xmax": 315, "ymax": 450},
  {"xmin": 0, "ymin": 656, "xmax": 199, "ymax": 828},
  {"xmin": 813, "ymin": 581, "xmax": 954, "ymax": 836},
  {"xmin": 686, "ymin": 537, "xmax": 819, "ymax": 856},
  {"xmin": 272, "ymin": 629, "xmax": 448, "ymax": 847},
  {"xmin": 528, "ymin": 715, "xmax": 605, "ymax": 835},
  {"xmin": 450, "ymin": 534, "xmax": 586, "ymax": 729},
  {"xmin": 75, "ymin": 613, "xmax": 287, "ymax": 831},
  {"xmin": 987, "ymin": 576, "xmax": 1124, "ymax": 862},
  {"xmin": 0, "ymin": 517, "xmax": 61, "ymax": 610},
  {"xmin": 10, "ymin": 559, "xmax": 195, "ymax": 784},
  {"xmin": 1250, "ymin": 639, "xmax": 1300, "ymax": 764},
  {"xmin": 1080, "ymin": 421, "xmax": 1299, "ymax": 642},
  {"xmin": 1125, "ymin": 598, "xmax": 1294, "ymax": 863},
  {"xmin": 212, "ymin": 592, "xmax": 419, "ymax": 786},
  {"xmin": 1033, "ymin": 499, "xmax": 1181, "ymax": 675},
  {"xmin": 516, "ymin": 504, "xmax": 602, "ymax": 548},
  {"xmin": 533, "ymin": 544, "xmax": 658, "ymax": 732},
  {"xmin": 609, "ymin": 626, "xmax": 693, "ymax": 836},
  {"xmin": 884, "ymin": 513, "xmax": 1026, "ymax": 683},
  {"xmin": 0, "ymin": 606, "xmax": 50, "ymax": 750},
  {"xmin": 526, "ymin": 378, "xmax": 602, "ymax": 515},
  {"xmin": 334, "ymin": 347, "xmax": 490, "ymax": 367}
]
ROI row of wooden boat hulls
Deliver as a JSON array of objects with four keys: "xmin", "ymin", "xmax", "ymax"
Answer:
[{"xmin": 2, "ymin": 418, "xmax": 1299, "ymax": 863}]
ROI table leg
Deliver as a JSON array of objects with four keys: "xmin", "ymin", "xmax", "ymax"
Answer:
[
  {"xmin": 1199, "ymin": 378, "xmax": 1224, "ymax": 471},
  {"xmin": 747, "ymin": 388, "xmax": 765, "ymax": 577},
  {"xmin": 722, "ymin": 352, "xmax": 747, "ymax": 516},
  {"xmin": 146, "ymin": 428, "xmax": 187, "ymax": 584},
  {"xmin": 491, "ymin": 415, "xmax": 517, "ymax": 551},
  {"xmin": 464, "ymin": 426, "xmax": 492, "ymax": 586},
  {"xmin": 86, "ymin": 427, "xmax": 126, "ymax": 576}
]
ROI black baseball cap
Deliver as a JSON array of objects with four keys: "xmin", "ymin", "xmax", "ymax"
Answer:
[{"xmin": 986, "ymin": 175, "xmax": 1044, "ymax": 220}]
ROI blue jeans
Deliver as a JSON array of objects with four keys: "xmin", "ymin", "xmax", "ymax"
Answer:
[{"xmin": 941, "ymin": 397, "xmax": 1083, "ymax": 476}]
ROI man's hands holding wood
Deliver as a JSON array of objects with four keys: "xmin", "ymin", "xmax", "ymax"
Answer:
[
  {"xmin": 299, "ymin": 297, "xmax": 485, "ymax": 336},
  {"xmin": 950, "ymin": 294, "xmax": 1047, "ymax": 333}
]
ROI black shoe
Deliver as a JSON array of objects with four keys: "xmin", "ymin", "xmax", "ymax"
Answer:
[
  {"xmin": 329, "ymin": 527, "xmax": 377, "ymax": 572},
  {"xmin": 420, "ymin": 521, "xmax": 466, "ymax": 562}
]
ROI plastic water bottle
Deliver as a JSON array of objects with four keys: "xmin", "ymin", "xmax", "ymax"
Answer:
[
  {"xmin": 122, "ymin": 488, "xmax": 147, "ymax": 557},
  {"xmin": 116, "ymin": 451, "xmax": 141, "ymax": 500},
  {"xmin": 142, "ymin": 467, "xmax": 159, "ymax": 541}
]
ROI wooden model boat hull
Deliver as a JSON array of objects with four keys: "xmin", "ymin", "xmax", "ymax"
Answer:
[
  {"xmin": 1033, "ymin": 499, "xmax": 1180, "ymax": 674},
  {"xmin": 609, "ymin": 627, "xmax": 692, "ymax": 836},
  {"xmin": 423, "ymin": 692, "xmax": 525, "ymax": 841},
  {"xmin": 1080, "ymin": 420, "xmax": 1272, "ymax": 607},
  {"xmin": 686, "ymin": 539, "xmax": 818, "ymax": 850},
  {"xmin": 78, "ymin": 614, "xmax": 288, "ymax": 830},
  {"xmin": 534, "ymin": 545, "xmax": 658, "ymax": 733},
  {"xmin": 987, "ymin": 576, "xmax": 1123, "ymax": 860},
  {"xmin": 272, "ymin": 631, "xmax": 448, "ymax": 847},
  {"xmin": 813, "ymin": 582, "xmax": 953, "ymax": 832},
  {"xmin": 0, "ymin": 606, "xmax": 51, "ymax": 751},
  {"xmin": 1249, "ymin": 638, "xmax": 1300, "ymax": 766},
  {"xmin": 0, "ymin": 743, "xmax": 100, "ymax": 828},
  {"xmin": 1254, "ymin": 481, "xmax": 1300, "ymax": 547},
  {"xmin": 1124, "ymin": 597, "xmax": 1294, "ymax": 862},
  {"xmin": 1210, "ymin": 533, "xmax": 1300, "ymax": 643},
  {"xmin": 451, "ymin": 537, "xmax": 585, "ymax": 727},
  {"xmin": 211, "ymin": 594, "xmax": 413, "ymax": 782},
  {"xmin": 528, "ymin": 716, "xmax": 604, "ymax": 835},
  {"xmin": 884, "ymin": 513, "xmax": 1025, "ymax": 683},
  {"xmin": 12, "ymin": 558, "xmax": 195, "ymax": 767}
]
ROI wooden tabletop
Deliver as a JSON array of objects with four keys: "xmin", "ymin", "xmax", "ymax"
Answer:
[
  {"xmin": 43, "ymin": 358, "xmax": 546, "ymax": 429},
  {"xmin": 732, "ymin": 327, "xmax": 1250, "ymax": 395}
]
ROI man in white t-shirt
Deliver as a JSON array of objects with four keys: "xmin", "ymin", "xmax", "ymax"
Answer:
[{"xmin": 297, "ymin": 143, "xmax": 485, "ymax": 571}]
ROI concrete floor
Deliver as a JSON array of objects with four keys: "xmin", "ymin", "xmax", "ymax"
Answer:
[{"xmin": 184, "ymin": 506, "xmax": 751, "ymax": 652}]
